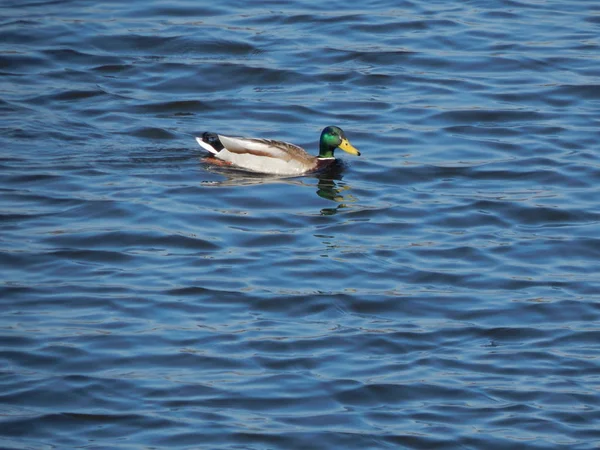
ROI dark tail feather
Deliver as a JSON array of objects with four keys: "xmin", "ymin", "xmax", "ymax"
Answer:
[{"xmin": 202, "ymin": 132, "xmax": 224, "ymax": 151}]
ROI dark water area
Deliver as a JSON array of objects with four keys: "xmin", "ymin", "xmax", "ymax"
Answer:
[{"xmin": 2, "ymin": 0, "xmax": 600, "ymax": 448}]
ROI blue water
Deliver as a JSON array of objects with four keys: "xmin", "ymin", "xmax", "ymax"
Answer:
[{"xmin": 2, "ymin": 0, "xmax": 600, "ymax": 448}]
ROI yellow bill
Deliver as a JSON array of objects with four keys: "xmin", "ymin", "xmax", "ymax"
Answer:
[{"xmin": 338, "ymin": 138, "xmax": 361, "ymax": 156}]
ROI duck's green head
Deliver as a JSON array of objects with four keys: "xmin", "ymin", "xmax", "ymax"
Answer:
[{"xmin": 318, "ymin": 126, "xmax": 361, "ymax": 159}]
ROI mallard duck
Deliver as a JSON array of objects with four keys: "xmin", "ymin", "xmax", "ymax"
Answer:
[{"xmin": 195, "ymin": 126, "xmax": 360, "ymax": 175}]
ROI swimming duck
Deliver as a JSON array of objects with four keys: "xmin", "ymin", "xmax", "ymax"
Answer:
[{"xmin": 195, "ymin": 126, "xmax": 360, "ymax": 175}]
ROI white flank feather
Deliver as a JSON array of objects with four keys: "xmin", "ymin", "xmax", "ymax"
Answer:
[
  {"xmin": 195, "ymin": 137, "xmax": 219, "ymax": 155},
  {"xmin": 216, "ymin": 150, "xmax": 309, "ymax": 175}
]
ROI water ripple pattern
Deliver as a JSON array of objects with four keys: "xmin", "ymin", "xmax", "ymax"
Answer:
[{"xmin": 1, "ymin": 0, "xmax": 599, "ymax": 448}]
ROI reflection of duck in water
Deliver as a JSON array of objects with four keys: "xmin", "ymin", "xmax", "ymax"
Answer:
[
  {"xmin": 195, "ymin": 126, "xmax": 360, "ymax": 176},
  {"xmin": 199, "ymin": 158, "xmax": 356, "ymax": 215},
  {"xmin": 315, "ymin": 162, "xmax": 346, "ymax": 202},
  {"xmin": 315, "ymin": 167, "xmax": 357, "ymax": 215}
]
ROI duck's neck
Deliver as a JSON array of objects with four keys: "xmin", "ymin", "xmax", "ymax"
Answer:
[{"xmin": 318, "ymin": 143, "xmax": 335, "ymax": 159}]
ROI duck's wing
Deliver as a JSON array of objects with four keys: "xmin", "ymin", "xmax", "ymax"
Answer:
[{"xmin": 218, "ymin": 136, "xmax": 312, "ymax": 163}]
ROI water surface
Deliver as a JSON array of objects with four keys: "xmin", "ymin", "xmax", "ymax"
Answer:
[{"xmin": 1, "ymin": 0, "xmax": 600, "ymax": 448}]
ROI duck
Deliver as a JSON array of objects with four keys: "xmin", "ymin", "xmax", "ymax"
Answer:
[{"xmin": 195, "ymin": 126, "xmax": 360, "ymax": 176}]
